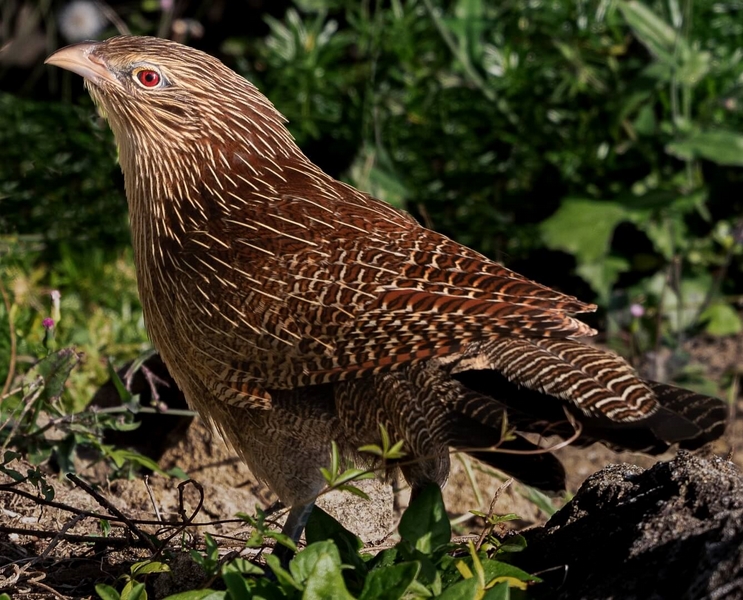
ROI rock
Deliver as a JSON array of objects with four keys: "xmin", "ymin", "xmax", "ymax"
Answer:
[{"xmin": 513, "ymin": 452, "xmax": 743, "ymax": 600}]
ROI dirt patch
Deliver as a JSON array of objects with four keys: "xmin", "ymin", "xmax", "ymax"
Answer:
[{"xmin": 1, "ymin": 331, "xmax": 741, "ymax": 598}]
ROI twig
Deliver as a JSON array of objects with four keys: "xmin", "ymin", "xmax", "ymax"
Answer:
[
  {"xmin": 67, "ymin": 473, "xmax": 158, "ymax": 553},
  {"xmin": 0, "ymin": 276, "xmax": 16, "ymax": 399},
  {"xmin": 27, "ymin": 514, "xmax": 87, "ymax": 571},
  {"xmin": 0, "ymin": 483, "xmax": 250, "ymax": 528},
  {"xmin": 26, "ymin": 575, "xmax": 69, "ymax": 600},
  {"xmin": 475, "ymin": 478, "xmax": 513, "ymax": 552},
  {"xmin": 144, "ymin": 475, "xmax": 163, "ymax": 522},
  {"xmin": 0, "ymin": 525, "xmax": 141, "ymax": 547},
  {"xmin": 455, "ymin": 412, "xmax": 583, "ymax": 456},
  {"xmin": 152, "ymin": 480, "xmax": 206, "ymax": 557},
  {"xmin": 0, "ymin": 482, "xmax": 115, "ymax": 521}
]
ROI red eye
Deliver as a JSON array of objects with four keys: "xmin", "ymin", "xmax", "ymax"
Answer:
[{"xmin": 136, "ymin": 69, "xmax": 161, "ymax": 88}]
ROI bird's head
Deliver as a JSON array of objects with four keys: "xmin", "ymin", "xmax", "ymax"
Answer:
[{"xmin": 45, "ymin": 36, "xmax": 297, "ymax": 170}]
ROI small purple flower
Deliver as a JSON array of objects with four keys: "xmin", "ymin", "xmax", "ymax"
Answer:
[
  {"xmin": 42, "ymin": 318, "xmax": 55, "ymax": 330},
  {"xmin": 630, "ymin": 303, "xmax": 645, "ymax": 318}
]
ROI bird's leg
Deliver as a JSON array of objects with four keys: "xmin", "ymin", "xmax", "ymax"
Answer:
[{"xmin": 272, "ymin": 501, "xmax": 316, "ymax": 567}]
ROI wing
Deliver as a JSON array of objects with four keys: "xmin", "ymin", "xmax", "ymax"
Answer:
[{"xmin": 182, "ymin": 151, "xmax": 596, "ymax": 401}]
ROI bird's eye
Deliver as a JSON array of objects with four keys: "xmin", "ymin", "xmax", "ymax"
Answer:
[{"xmin": 133, "ymin": 68, "xmax": 162, "ymax": 88}]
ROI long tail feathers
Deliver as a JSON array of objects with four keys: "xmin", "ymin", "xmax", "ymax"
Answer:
[{"xmin": 438, "ymin": 338, "xmax": 727, "ymax": 491}]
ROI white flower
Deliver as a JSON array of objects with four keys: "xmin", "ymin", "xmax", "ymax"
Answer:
[{"xmin": 58, "ymin": 1, "xmax": 106, "ymax": 43}]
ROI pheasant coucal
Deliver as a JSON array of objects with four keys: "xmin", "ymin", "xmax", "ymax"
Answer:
[{"xmin": 46, "ymin": 36, "xmax": 726, "ymax": 542}]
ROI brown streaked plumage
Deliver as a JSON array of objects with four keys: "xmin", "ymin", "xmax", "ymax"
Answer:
[{"xmin": 46, "ymin": 36, "xmax": 726, "ymax": 546}]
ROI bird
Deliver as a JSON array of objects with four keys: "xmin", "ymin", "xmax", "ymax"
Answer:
[{"xmin": 46, "ymin": 36, "xmax": 726, "ymax": 547}]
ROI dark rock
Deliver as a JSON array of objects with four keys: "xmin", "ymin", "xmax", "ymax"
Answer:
[{"xmin": 513, "ymin": 452, "xmax": 743, "ymax": 600}]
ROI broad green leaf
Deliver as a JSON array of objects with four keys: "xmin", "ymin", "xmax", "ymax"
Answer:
[
  {"xmin": 221, "ymin": 569, "xmax": 252, "ymax": 600},
  {"xmin": 264, "ymin": 554, "xmax": 301, "ymax": 591},
  {"xmin": 479, "ymin": 559, "xmax": 539, "ymax": 584},
  {"xmin": 223, "ymin": 557, "xmax": 265, "ymax": 577},
  {"xmin": 306, "ymin": 506, "xmax": 367, "ymax": 574},
  {"xmin": 540, "ymin": 198, "xmax": 635, "ymax": 300},
  {"xmin": 95, "ymin": 584, "xmax": 121, "ymax": 600},
  {"xmin": 306, "ymin": 506, "xmax": 363, "ymax": 548},
  {"xmin": 358, "ymin": 562, "xmax": 419, "ymax": 600},
  {"xmin": 666, "ymin": 130, "xmax": 743, "ymax": 166},
  {"xmin": 483, "ymin": 581, "xmax": 511, "ymax": 599},
  {"xmin": 699, "ymin": 302, "xmax": 743, "ymax": 336},
  {"xmin": 289, "ymin": 541, "xmax": 354, "ymax": 600},
  {"xmin": 576, "ymin": 256, "xmax": 630, "ymax": 303},
  {"xmin": 677, "ymin": 49, "xmax": 711, "ymax": 87},
  {"xmin": 398, "ymin": 484, "xmax": 451, "ymax": 555},
  {"xmin": 540, "ymin": 198, "xmax": 628, "ymax": 263},
  {"xmin": 618, "ymin": 1, "xmax": 688, "ymax": 64},
  {"xmin": 121, "ymin": 581, "xmax": 146, "ymax": 600},
  {"xmin": 437, "ymin": 577, "xmax": 482, "ymax": 599}
]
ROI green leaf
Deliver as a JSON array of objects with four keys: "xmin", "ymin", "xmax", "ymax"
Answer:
[
  {"xmin": 479, "ymin": 558, "xmax": 539, "ymax": 584},
  {"xmin": 367, "ymin": 546, "xmax": 401, "ymax": 570},
  {"xmin": 359, "ymin": 562, "xmax": 420, "ymax": 600},
  {"xmin": 540, "ymin": 198, "xmax": 628, "ymax": 263},
  {"xmin": 540, "ymin": 197, "xmax": 640, "ymax": 300},
  {"xmin": 437, "ymin": 577, "xmax": 482, "ymax": 599},
  {"xmin": 518, "ymin": 485, "xmax": 558, "ymax": 518},
  {"xmin": 483, "ymin": 581, "xmax": 511, "ymax": 599},
  {"xmin": 618, "ymin": 1, "xmax": 688, "ymax": 64},
  {"xmin": 223, "ymin": 557, "xmax": 265, "ymax": 577},
  {"xmin": 264, "ymin": 554, "xmax": 301, "ymax": 591},
  {"xmin": 398, "ymin": 484, "xmax": 451, "ymax": 555},
  {"xmin": 575, "ymin": 256, "xmax": 630, "ymax": 304},
  {"xmin": 106, "ymin": 359, "xmax": 133, "ymax": 403},
  {"xmin": 25, "ymin": 348, "xmax": 81, "ymax": 403},
  {"xmin": 166, "ymin": 466, "xmax": 190, "ymax": 480},
  {"xmin": 646, "ymin": 272, "xmax": 711, "ymax": 333},
  {"xmin": 306, "ymin": 506, "xmax": 363, "ymax": 551},
  {"xmin": 131, "ymin": 560, "xmax": 170, "ymax": 576},
  {"xmin": 666, "ymin": 130, "xmax": 743, "ymax": 166},
  {"xmin": 289, "ymin": 541, "xmax": 354, "ymax": 599},
  {"xmin": 104, "ymin": 448, "xmax": 167, "ymax": 474},
  {"xmin": 95, "ymin": 584, "xmax": 122, "ymax": 600},
  {"xmin": 347, "ymin": 143, "xmax": 409, "ymax": 209},
  {"xmin": 699, "ymin": 302, "xmax": 743, "ymax": 336},
  {"xmin": 495, "ymin": 534, "xmax": 527, "ymax": 555},
  {"xmin": 161, "ymin": 592, "xmax": 226, "ymax": 600},
  {"xmin": 121, "ymin": 581, "xmax": 146, "ymax": 600},
  {"xmin": 221, "ymin": 569, "xmax": 253, "ymax": 600},
  {"xmin": 2, "ymin": 450, "xmax": 21, "ymax": 465}
]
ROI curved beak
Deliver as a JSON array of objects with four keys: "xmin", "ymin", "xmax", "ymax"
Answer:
[{"xmin": 45, "ymin": 41, "xmax": 117, "ymax": 85}]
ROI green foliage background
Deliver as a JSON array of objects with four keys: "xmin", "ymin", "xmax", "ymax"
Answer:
[
  {"xmin": 0, "ymin": 2, "xmax": 741, "ymax": 597},
  {"xmin": 2, "ymin": 0, "xmax": 743, "ymax": 404}
]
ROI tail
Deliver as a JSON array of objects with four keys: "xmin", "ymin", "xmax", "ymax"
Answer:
[{"xmin": 438, "ymin": 337, "xmax": 727, "ymax": 490}]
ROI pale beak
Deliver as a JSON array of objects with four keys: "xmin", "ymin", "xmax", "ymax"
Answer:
[{"xmin": 45, "ymin": 41, "xmax": 118, "ymax": 86}]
